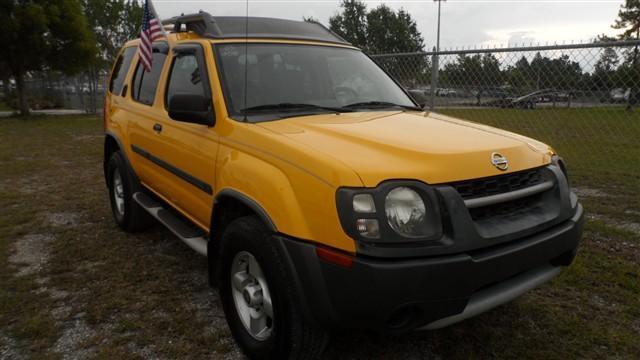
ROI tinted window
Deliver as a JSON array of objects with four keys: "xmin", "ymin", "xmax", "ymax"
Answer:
[
  {"xmin": 166, "ymin": 53, "xmax": 206, "ymax": 105},
  {"xmin": 214, "ymin": 44, "xmax": 414, "ymax": 121},
  {"xmin": 132, "ymin": 51, "xmax": 167, "ymax": 105},
  {"xmin": 109, "ymin": 47, "xmax": 136, "ymax": 95}
]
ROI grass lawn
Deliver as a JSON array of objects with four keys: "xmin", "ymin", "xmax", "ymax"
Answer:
[
  {"xmin": 441, "ymin": 107, "xmax": 640, "ymax": 223},
  {"xmin": 1, "ymin": 114, "xmax": 639, "ymax": 358},
  {"xmin": 0, "ymin": 102, "xmax": 12, "ymax": 111}
]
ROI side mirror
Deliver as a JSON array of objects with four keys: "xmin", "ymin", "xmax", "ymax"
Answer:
[{"xmin": 168, "ymin": 94, "xmax": 215, "ymax": 126}]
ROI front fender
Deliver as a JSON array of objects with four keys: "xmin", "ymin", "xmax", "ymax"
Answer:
[{"xmin": 215, "ymin": 141, "xmax": 357, "ymax": 254}]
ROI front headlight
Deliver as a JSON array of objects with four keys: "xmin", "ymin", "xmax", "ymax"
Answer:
[
  {"xmin": 335, "ymin": 181, "xmax": 443, "ymax": 248},
  {"xmin": 385, "ymin": 187, "xmax": 430, "ymax": 237}
]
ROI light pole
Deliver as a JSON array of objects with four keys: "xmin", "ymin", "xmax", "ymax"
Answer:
[
  {"xmin": 430, "ymin": 0, "xmax": 445, "ymax": 110},
  {"xmin": 435, "ymin": 0, "xmax": 445, "ymax": 52}
]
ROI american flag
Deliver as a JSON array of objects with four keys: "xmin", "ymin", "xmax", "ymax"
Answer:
[{"xmin": 139, "ymin": 0, "xmax": 165, "ymax": 72}]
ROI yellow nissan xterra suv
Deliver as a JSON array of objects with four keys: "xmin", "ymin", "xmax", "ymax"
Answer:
[{"xmin": 104, "ymin": 12, "xmax": 584, "ymax": 359}]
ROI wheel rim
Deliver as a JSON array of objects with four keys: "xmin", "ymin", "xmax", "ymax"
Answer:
[
  {"xmin": 230, "ymin": 251, "xmax": 274, "ymax": 341},
  {"xmin": 112, "ymin": 169, "xmax": 125, "ymax": 217}
]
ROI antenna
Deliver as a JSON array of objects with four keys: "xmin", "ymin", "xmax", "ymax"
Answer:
[{"xmin": 243, "ymin": 0, "xmax": 249, "ymax": 122}]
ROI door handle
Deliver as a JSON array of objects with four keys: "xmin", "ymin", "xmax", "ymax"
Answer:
[{"xmin": 153, "ymin": 123, "xmax": 162, "ymax": 133}]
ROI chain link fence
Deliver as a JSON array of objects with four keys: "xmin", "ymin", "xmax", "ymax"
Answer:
[
  {"xmin": 0, "ymin": 72, "xmax": 107, "ymax": 114},
  {"xmin": 372, "ymin": 40, "xmax": 640, "ymax": 197},
  {"xmin": 2, "ymin": 41, "xmax": 638, "ymax": 200}
]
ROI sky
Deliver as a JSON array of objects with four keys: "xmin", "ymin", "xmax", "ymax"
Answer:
[{"xmin": 153, "ymin": 0, "xmax": 626, "ymax": 49}]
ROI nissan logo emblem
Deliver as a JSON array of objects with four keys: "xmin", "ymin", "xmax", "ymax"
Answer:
[{"xmin": 491, "ymin": 152, "xmax": 509, "ymax": 171}]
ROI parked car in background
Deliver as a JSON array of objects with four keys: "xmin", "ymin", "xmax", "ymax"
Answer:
[
  {"xmin": 436, "ymin": 88, "xmax": 458, "ymax": 97},
  {"xmin": 485, "ymin": 89, "xmax": 571, "ymax": 109},
  {"xmin": 609, "ymin": 88, "xmax": 630, "ymax": 103}
]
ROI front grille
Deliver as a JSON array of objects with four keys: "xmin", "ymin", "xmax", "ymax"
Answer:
[
  {"xmin": 468, "ymin": 193, "xmax": 543, "ymax": 221},
  {"xmin": 451, "ymin": 167, "xmax": 545, "ymax": 200},
  {"xmin": 450, "ymin": 167, "xmax": 549, "ymax": 222}
]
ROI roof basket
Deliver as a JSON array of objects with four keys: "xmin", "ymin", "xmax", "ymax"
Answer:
[
  {"xmin": 161, "ymin": 11, "xmax": 350, "ymax": 45},
  {"xmin": 162, "ymin": 11, "xmax": 222, "ymax": 38}
]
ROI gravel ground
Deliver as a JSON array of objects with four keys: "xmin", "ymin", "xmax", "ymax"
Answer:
[
  {"xmin": 9, "ymin": 234, "xmax": 55, "ymax": 277},
  {"xmin": 1, "ymin": 116, "xmax": 639, "ymax": 359}
]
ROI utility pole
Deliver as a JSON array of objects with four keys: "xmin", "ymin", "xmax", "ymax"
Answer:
[
  {"xmin": 430, "ymin": 0, "xmax": 445, "ymax": 110},
  {"xmin": 435, "ymin": 0, "xmax": 445, "ymax": 52}
]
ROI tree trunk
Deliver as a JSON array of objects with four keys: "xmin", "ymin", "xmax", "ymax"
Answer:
[
  {"xmin": 627, "ymin": 28, "xmax": 640, "ymax": 112},
  {"xmin": 15, "ymin": 72, "xmax": 29, "ymax": 116},
  {"xmin": 90, "ymin": 65, "xmax": 98, "ymax": 114},
  {"xmin": 0, "ymin": 74, "xmax": 9, "ymax": 104}
]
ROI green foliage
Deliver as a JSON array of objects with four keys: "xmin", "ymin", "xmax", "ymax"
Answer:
[
  {"xmin": 366, "ymin": 6, "xmax": 424, "ymax": 54},
  {"xmin": 0, "ymin": 0, "xmax": 95, "ymax": 75},
  {"xmin": 0, "ymin": 0, "xmax": 95, "ymax": 115},
  {"xmin": 329, "ymin": 0, "xmax": 368, "ymax": 49},
  {"xmin": 591, "ymin": 35, "xmax": 622, "ymax": 90},
  {"xmin": 82, "ymin": 0, "xmax": 143, "ymax": 67},
  {"xmin": 611, "ymin": 0, "xmax": 640, "ymax": 110},
  {"xmin": 612, "ymin": 0, "xmax": 640, "ymax": 39},
  {"xmin": 329, "ymin": 1, "xmax": 427, "ymax": 86},
  {"xmin": 440, "ymin": 53, "xmax": 502, "ymax": 90},
  {"xmin": 438, "ymin": 51, "xmax": 584, "ymax": 93},
  {"xmin": 329, "ymin": 0, "xmax": 424, "ymax": 54}
]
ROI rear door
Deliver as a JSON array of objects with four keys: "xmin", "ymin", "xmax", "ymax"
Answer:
[
  {"xmin": 131, "ymin": 43, "xmax": 219, "ymax": 229},
  {"xmin": 105, "ymin": 46, "xmax": 137, "ymax": 132},
  {"xmin": 126, "ymin": 42, "xmax": 174, "ymax": 198}
]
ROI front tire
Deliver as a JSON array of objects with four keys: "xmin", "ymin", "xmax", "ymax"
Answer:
[
  {"xmin": 106, "ymin": 151, "xmax": 153, "ymax": 232},
  {"xmin": 219, "ymin": 216, "xmax": 328, "ymax": 359}
]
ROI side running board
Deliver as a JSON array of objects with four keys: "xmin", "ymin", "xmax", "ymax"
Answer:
[{"xmin": 133, "ymin": 192, "xmax": 208, "ymax": 256}]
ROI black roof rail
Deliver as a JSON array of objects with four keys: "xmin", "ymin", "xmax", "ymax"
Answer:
[
  {"xmin": 161, "ymin": 11, "xmax": 351, "ymax": 46},
  {"xmin": 162, "ymin": 11, "xmax": 222, "ymax": 38}
]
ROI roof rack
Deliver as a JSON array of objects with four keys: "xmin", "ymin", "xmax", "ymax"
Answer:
[
  {"xmin": 161, "ymin": 11, "xmax": 351, "ymax": 46},
  {"xmin": 162, "ymin": 11, "xmax": 222, "ymax": 38}
]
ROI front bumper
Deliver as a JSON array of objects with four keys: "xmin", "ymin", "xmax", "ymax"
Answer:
[{"xmin": 278, "ymin": 203, "xmax": 583, "ymax": 332}]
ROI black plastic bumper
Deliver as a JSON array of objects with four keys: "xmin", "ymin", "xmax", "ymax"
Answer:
[{"xmin": 278, "ymin": 203, "xmax": 584, "ymax": 332}]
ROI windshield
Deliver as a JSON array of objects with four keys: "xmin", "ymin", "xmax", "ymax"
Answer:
[{"xmin": 214, "ymin": 43, "xmax": 417, "ymax": 121}]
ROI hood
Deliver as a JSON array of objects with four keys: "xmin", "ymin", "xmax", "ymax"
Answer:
[{"xmin": 257, "ymin": 111, "xmax": 553, "ymax": 187}]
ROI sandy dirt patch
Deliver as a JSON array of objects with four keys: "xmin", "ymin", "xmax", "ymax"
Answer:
[{"xmin": 9, "ymin": 234, "xmax": 55, "ymax": 276}]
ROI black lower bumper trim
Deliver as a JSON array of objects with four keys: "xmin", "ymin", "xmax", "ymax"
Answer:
[{"xmin": 279, "ymin": 204, "xmax": 584, "ymax": 332}]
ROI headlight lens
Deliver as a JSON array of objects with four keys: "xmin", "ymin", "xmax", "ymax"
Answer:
[
  {"xmin": 352, "ymin": 194, "xmax": 376, "ymax": 213},
  {"xmin": 385, "ymin": 187, "xmax": 429, "ymax": 237}
]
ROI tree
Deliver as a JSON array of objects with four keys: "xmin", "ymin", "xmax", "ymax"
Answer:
[
  {"xmin": 329, "ymin": 1, "xmax": 427, "ymax": 86},
  {"xmin": 506, "ymin": 56, "xmax": 533, "ymax": 91},
  {"xmin": 0, "ymin": 0, "xmax": 95, "ymax": 116},
  {"xmin": 613, "ymin": 0, "xmax": 640, "ymax": 40},
  {"xmin": 480, "ymin": 53, "xmax": 502, "ymax": 87},
  {"xmin": 329, "ymin": 1, "xmax": 424, "ymax": 54},
  {"xmin": 440, "ymin": 54, "xmax": 501, "ymax": 87},
  {"xmin": 612, "ymin": 0, "xmax": 640, "ymax": 110},
  {"xmin": 366, "ymin": 6, "xmax": 423, "ymax": 54},
  {"xmin": 329, "ymin": 0, "xmax": 368, "ymax": 49},
  {"xmin": 529, "ymin": 53, "xmax": 582, "ymax": 90},
  {"xmin": 593, "ymin": 35, "xmax": 620, "ymax": 90},
  {"xmin": 82, "ymin": 0, "xmax": 142, "ymax": 113},
  {"xmin": 83, "ymin": 0, "xmax": 143, "ymax": 66}
]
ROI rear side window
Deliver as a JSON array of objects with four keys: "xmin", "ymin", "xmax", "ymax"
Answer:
[
  {"xmin": 109, "ymin": 47, "xmax": 136, "ymax": 96},
  {"xmin": 166, "ymin": 53, "xmax": 206, "ymax": 104},
  {"xmin": 132, "ymin": 51, "xmax": 168, "ymax": 105}
]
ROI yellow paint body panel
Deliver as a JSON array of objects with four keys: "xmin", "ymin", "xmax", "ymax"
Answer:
[{"xmin": 106, "ymin": 34, "xmax": 555, "ymax": 255}]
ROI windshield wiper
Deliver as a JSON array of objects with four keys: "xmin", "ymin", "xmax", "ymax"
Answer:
[
  {"xmin": 241, "ymin": 103, "xmax": 353, "ymax": 113},
  {"xmin": 343, "ymin": 101, "xmax": 422, "ymax": 111}
]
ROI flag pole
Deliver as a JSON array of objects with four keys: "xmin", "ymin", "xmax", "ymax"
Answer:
[{"xmin": 147, "ymin": 0, "xmax": 168, "ymax": 37}]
